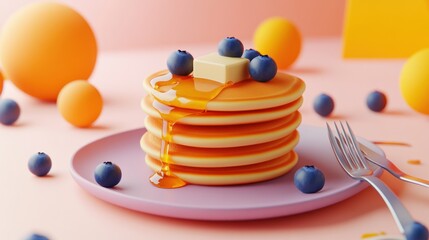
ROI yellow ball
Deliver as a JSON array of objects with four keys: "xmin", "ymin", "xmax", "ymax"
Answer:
[
  {"xmin": 0, "ymin": 2, "xmax": 97, "ymax": 101},
  {"xmin": 57, "ymin": 80, "xmax": 103, "ymax": 128},
  {"xmin": 253, "ymin": 17, "xmax": 302, "ymax": 69},
  {"xmin": 400, "ymin": 48, "xmax": 429, "ymax": 115}
]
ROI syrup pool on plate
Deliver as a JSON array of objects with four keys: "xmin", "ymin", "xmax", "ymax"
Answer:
[{"xmin": 148, "ymin": 72, "xmax": 231, "ymax": 188}]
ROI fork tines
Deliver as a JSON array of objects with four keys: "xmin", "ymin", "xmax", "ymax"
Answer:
[{"xmin": 327, "ymin": 121, "xmax": 371, "ymax": 174}]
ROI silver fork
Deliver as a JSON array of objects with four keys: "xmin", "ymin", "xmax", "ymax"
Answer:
[
  {"xmin": 359, "ymin": 143, "xmax": 429, "ymax": 188},
  {"xmin": 327, "ymin": 121, "xmax": 418, "ymax": 236}
]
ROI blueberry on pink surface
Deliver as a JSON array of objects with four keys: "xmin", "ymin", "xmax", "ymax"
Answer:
[
  {"xmin": 94, "ymin": 161, "xmax": 122, "ymax": 188},
  {"xmin": 366, "ymin": 90, "xmax": 387, "ymax": 112},
  {"xmin": 25, "ymin": 233, "xmax": 49, "ymax": 240},
  {"xmin": 405, "ymin": 221, "xmax": 429, "ymax": 240},
  {"xmin": 313, "ymin": 93, "xmax": 334, "ymax": 117},
  {"xmin": 28, "ymin": 152, "xmax": 52, "ymax": 177},
  {"xmin": 0, "ymin": 98, "xmax": 20, "ymax": 125},
  {"xmin": 294, "ymin": 165, "xmax": 325, "ymax": 194}
]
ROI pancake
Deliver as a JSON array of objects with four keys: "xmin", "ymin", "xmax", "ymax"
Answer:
[
  {"xmin": 144, "ymin": 112, "xmax": 301, "ymax": 148},
  {"xmin": 145, "ymin": 151, "xmax": 298, "ymax": 186},
  {"xmin": 143, "ymin": 70, "xmax": 305, "ymax": 111},
  {"xmin": 141, "ymin": 59, "xmax": 305, "ymax": 187},
  {"xmin": 141, "ymin": 130, "xmax": 299, "ymax": 168},
  {"xmin": 141, "ymin": 95, "xmax": 303, "ymax": 126}
]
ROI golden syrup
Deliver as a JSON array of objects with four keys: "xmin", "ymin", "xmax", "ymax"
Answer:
[
  {"xmin": 361, "ymin": 231, "xmax": 386, "ymax": 239},
  {"xmin": 143, "ymin": 130, "xmax": 298, "ymax": 159},
  {"xmin": 407, "ymin": 159, "xmax": 421, "ymax": 165},
  {"xmin": 372, "ymin": 141, "xmax": 411, "ymax": 147},
  {"xmin": 145, "ymin": 152, "xmax": 296, "ymax": 175},
  {"xmin": 148, "ymin": 72, "xmax": 229, "ymax": 188},
  {"xmin": 144, "ymin": 70, "xmax": 306, "ymax": 112}
]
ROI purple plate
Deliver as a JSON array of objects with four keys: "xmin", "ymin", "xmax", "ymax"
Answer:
[{"xmin": 70, "ymin": 125, "xmax": 385, "ymax": 221}]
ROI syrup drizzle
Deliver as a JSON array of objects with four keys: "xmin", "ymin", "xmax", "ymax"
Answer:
[
  {"xmin": 407, "ymin": 159, "xmax": 421, "ymax": 165},
  {"xmin": 372, "ymin": 141, "xmax": 411, "ymax": 147},
  {"xmin": 148, "ymin": 72, "xmax": 229, "ymax": 188},
  {"xmin": 361, "ymin": 231, "xmax": 386, "ymax": 239}
]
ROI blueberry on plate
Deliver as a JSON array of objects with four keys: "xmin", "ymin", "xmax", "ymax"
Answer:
[
  {"xmin": 166, "ymin": 50, "xmax": 194, "ymax": 76},
  {"xmin": 218, "ymin": 37, "xmax": 244, "ymax": 57},
  {"xmin": 294, "ymin": 165, "xmax": 325, "ymax": 194},
  {"xmin": 242, "ymin": 48, "xmax": 261, "ymax": 61},
  {"xmin": 313, "ymin": 93, "xmax": 334, "ymax": 117},
  {"xmin": 28, "ymin": 152, "xmax": 52, "ymax": 177},
  {"xmin": 94, "ymin": 162, "xmax": 122, "ymax": 188},
  {"xmin": 366, "ymin": 90, "xmax": 387, "ymax": 112},
  {"xmin": 25, "ymin": 233, "xmax": 49, "ymax": 240},
  {"xmin": 249, "ymin": 55, "xmax": 277, "ymax": 82},
  {"xmin": 0, "ymin": 98, "xmax": 20, "ymax": 125},
  {"xmin": 405, "ymin": 221, "xmax": 429, "ymax": 240}
]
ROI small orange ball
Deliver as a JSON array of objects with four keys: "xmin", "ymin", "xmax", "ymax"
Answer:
[
  {"xmin": 253, "ymin": 17, "xmax": 302, "ymax": 69},
  {"xmin": 57, "ymin": 80, "xmax": 103, "ymax": 128},
  {"xmin": 0, "ymin": 2, "xmax": 97, "ymax": 101}
]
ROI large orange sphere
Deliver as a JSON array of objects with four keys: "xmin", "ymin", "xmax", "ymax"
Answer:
[
  {"xmin": 0, "ymin": 2, "xmax": 97, "ymax": 101},
  {"xmin": 253, "ymin": 17, "xmax": 301, "ymax": 69}
]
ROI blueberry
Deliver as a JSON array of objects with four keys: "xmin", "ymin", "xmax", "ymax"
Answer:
[
  {"xmin": 242, "ymin": 48, "xmax": 261, "ymax": 61},
  {"xmin": 94, "ymin": 162, "xmax": 122, "ymax": 188},
  {"xmin": 166, "ymin": 50, "xmax": 193, "ymax": 76},
  {"xmin": 218, "ymin": 37, "xmax": 244, "ymax": 57},
  {"xmin": 366, "ymin": 90, "xmax": 387, "ymax": 112},
  {"xmin": 25, "ymin": 233, "xmax": 49, "ymax": 240},
  {"xmin": 405, "ymin": 221, "xmax": 429, "ymax": 240},
  {"xmin": 294, "ymin": 165, "xmax": 325, "ymax": 193},
  {"xmin": 249, "ymin": 55, "xmax": 277, "ymax": 82},
  {"xmin": 28, "ymin": 152, "xmax": 52, "ymax": 177},
  {"xmin": 313, "ymin": 93, "xmax": 334, "ymax": 117},
  {"xmin": 0, "ymin": 98, "xmax": 20, "ymax": 125}
]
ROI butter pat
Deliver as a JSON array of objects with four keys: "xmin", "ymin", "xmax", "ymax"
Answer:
[{"xmin": 193, "ymin": 52, "xmax": 249, "ymax": 84}]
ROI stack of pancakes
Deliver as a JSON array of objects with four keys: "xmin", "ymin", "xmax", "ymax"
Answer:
[{"xmin": 141, "ymin": 70, "xmax": 305, "ymax": 185}]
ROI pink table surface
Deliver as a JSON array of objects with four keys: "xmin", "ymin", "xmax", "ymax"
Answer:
[{"xmin": 1, "ymin": 38, "xmax": 428, "ymax": 239}]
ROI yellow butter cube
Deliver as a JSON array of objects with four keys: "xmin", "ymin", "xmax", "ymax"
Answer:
[{"xmin": 193, "ymin": 52, "xmax": 249, "ymax": 84}]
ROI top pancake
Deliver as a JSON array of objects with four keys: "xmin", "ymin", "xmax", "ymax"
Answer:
[{"xmin": 143, "ymin": 70, "xmax": 305, "ymax": 111}]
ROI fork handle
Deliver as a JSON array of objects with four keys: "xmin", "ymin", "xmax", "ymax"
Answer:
[
  {"xmin": 367, "ymin": 156, "xmax": 429, "ymax": 188},
  {"xmin": 397, "ymin": 174, "xmax": 429, "ymax": 188},
  {"xmin": 362, "ymin": 175, "xmax": 414, "ymax": 234},
  {"xmin": 399, "ymin": 174, "xmax": 429, "ymax": 188}
]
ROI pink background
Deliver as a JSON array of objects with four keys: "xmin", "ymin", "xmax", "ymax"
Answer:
[
  {"xmin": 2, "ymin": 38, "xmax": 426, "ymax": 240},
  {"xmin": 0, "ymin": 0, "xmax": 347, "ymax": 51},
  {"xmin": 3, "ymin": 1, "xmax": 429, "ymax": 239}
]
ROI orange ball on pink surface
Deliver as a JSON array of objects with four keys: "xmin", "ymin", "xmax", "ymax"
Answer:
[
  {"xmin": 253, "ymin": 17, "xmax": 302, "ymax": 70},
  {"xmin": 57, "ymin": 80, "xmax": 103, "ymax": 128},
  {"xmin": 0, "ymin": 2, "xmax": 97, "ymax": 101}
]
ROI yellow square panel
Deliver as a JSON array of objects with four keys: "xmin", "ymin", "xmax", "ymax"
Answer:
[{"xmin": 343, "ymin": 0, "xmax": 429, "ymax": 58}]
